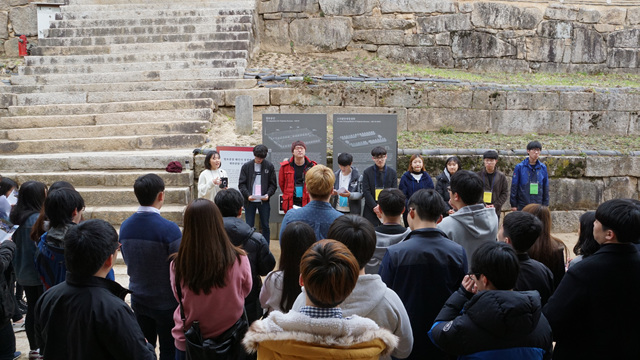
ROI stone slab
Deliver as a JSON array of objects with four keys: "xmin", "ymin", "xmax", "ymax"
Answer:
[
  {"xmin": 428, "ymin": 89, "xmax": 473, "ymax": 108},
  {"xmin": 586, "ymin": 156, "xmax": 640, "ymax": 177},
  {"xmin": 407, "ymin": 108, "xmax": 490, "ymax": 132},
  {"xmin": 603, "ymin": 176, "xmax": 639, "ymax": 201},
  {"xmin": 380, "ymin": 0, "xmax": 455, "ymax": 14},
  {"xmin": 471, "ymin": 2, "xmax": 542, "ymax": 30},
  {"xmin": 570, "ymin": 111, "xmax": 630, "ymax": 135},
  {"xmin": 269, "ymin": 87, "xmax": 343, "ymax": 106},
  {"xmin": 549, "ymin": 178, "xmax": 604, "ymax": 210},
  {"xmin": 289, "ymin": 17, "xmax": 353, "ymax": 52},
  {"xmin": 491, "ymin": 110, "xmax": 571, "ymax": 135},
  {"xmin": 376, "ymin": 87, "xmax": 428, "ymax": 108},
  {"xmin": 224, "ymin": 89, "xmax": 270, "ymax": 106}
]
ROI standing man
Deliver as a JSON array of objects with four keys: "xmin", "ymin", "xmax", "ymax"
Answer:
[
  {"xmin": 119, "ymin": 174, "xmax": 182, "ymax": 360},
  {"xmin": 477, "ymin": 150, "xmax": 509, "ymax": 219},
  {"xmin": 543, "ymin": 199, "xmax": 640, "ymax": 359},
  {"xmin": 331, "ymin": 153, "xmax": 362, "ymax": 216},
  {"xmin": 35, "ymin": 220, "xmax": 157, "ymax": 360},
  {"xmin": 510, "ymin": 141, "xmax": 549, "ymax": 211},
  {"xmin": 238, "ymin": 144, "xmax": 278, "ymax": 241},
  {"xmin": 379, "ymin": 189, "xmax": 467, "ymax": 360},
  {"xmin": 362, "ymin": 146, "xmax": 397, "ymax": 226},
  {"xmin": 278, "ymin": 141, "xmax": 316, "ymax": 214}
]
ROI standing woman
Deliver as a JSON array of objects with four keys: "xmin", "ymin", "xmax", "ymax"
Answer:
[
  {"xmin": 198, "ymin": 151, "xmax": 228, "ymax": 201},
  {"xmin": 435, "ymin": 156, "xmax": 461, "ymax": 215},
  {"xmin": 399, "ymin": 154, "xmax": 434, "ymax": 226},
  {"xmin": 171, "ymin": 199, "xmax": 251, "ymax": 360},
  {"xmin": 10, "ymin": 180, "xmax": 47, "ymax": 358},
  {"xmin": 0, "ymin": 177, "xmax": 18, "ymax": 220},
  {"xmin": 522, "ymin": 204, "xmax": 567, "ymax": 289}
]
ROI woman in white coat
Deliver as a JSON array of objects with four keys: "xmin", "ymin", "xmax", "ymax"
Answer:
[{"xmin": 198, "ymin": 151, "xmax": 228, "ymax": 201}]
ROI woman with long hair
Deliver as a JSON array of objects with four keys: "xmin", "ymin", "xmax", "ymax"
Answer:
[
  {"xmin": 521, "ymin": 204, "xmax": 567, "ymax": 289},
  {"xmin": 9, "ymin": 180, "xmax": 47, "ymax": 358},
  {"xmin": 30, "ymin": 181, "xmax": 76, "ymax": 243},
  {"xmin": 197, "ymin": 151, "xmax": 228, "ymax": 201},
  {"xmin": 568, "ymin": 211, "xmax": 600, "ymax": 268},
  {"xmin": 399, "ymin": 154, "xmax": 434, "ymax": 226},
  {"xmin": 171, "ymin": 199, "xmax": 251, "ymax": 360},
  {"xmin": 435, "ymin": 156, "xmax": 461, "ymax": 215},
  {"xmin": 260, "ymin": 222, "xmax": 316, "ymax": 313}
]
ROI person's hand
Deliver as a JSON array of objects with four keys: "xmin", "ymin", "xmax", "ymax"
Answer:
[
  {"xmin": 248, "ymin": 195, "xmax": 256, "ymax": 201},
  {"xmin": 213, "ymin": 177, "xmax": 221, "ymax": 185},
  {"xmin": 462, "ymin": 275, "xmax": 477, "ymax": 294},
  {"xmin": 510, "ymin": 207, "xmax": 517, "ymax": 212},
  {"xmin": 263, "ymin": 195, "xmax": 269, "ymax": 201},
  {"xmin": 339, "ymin": 190, "xmax": 350, "ymax": 197},
  {"xmin": 331, "ymin": 189, "xmax": 338, "ymax": 196},
  {"xmin": 373, "ymin": 205, "xmax": 382, "ymax": 219},
  {"xmin": 486, "ymin": 204, "xmax": 494, "ymax": 208}
]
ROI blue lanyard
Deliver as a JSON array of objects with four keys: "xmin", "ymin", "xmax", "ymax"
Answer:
[
  {"xmin": 374, "ymin": 166, "xmax": 387, "ymax": 188},
  {"xmin": 483, "ymin": 172, "xmax": 495, "ymax": 193}
]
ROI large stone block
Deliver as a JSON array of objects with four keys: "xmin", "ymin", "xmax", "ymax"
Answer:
[
  {"xmin": 577, "ymin": 8, "xmax": 600, "ymax": 23},
  {"xmin": 417, "ymin": 14, "xmax": 472, "ymax": 33},
  {"xmin": 545, "ymin": 157, "xmax": 587, "ymax": 178},
  {"xmin": 538, "ymin": 21, "xmax": 573, "ymax": 39},
  {"xmin": 607, "ymin": 29, "xmax": 640, "ymax": 48},
  {"xmin": 377, "ymin": 87, "xmax": 428, "ymax": 108},
  {"xmin": 404, "ymin": 33, "xmax": 435, "ymax": 46},
  {"xmin": 593, "ymin": 92, "xmax": 640, "ymax": 111},
  {"xmin": 586, "ymin": 157, "xmax": 640, "ymax": 177},
  {"xmin": 258, "ymin": 0, "xmax": 318, "ymax": 14},
  {"xmin": 471, "ymin": 2, "xmax": 542, "ymax": 30},
  {"xmin": 629, "ymin": 8, "xmax": 640, "ymax": 25},
  {"xmin": 9, "ymin": 5, "xmax": 36, "ymax": 36},
  {"xmin": 225, "ymin": 89, "xmax": 270, "ymax": 106},
  {"xmin": 262, "ymin": 20, "xmax": 291, "ymax": 53},
  {"xmin": 270, "ymin": 87, "xmax": 343, "ymax": 106},
  {"xmin": 550, "ymin": 211, "xmax": 583, "ymax": 232},
  {"xmin": 407, "ymin": 108, "xmax": 490, "ymax": 132},
  {"xmin": 343, "ymin": 86, "xmax": 377, "ymax": 106},
  {"xmin": 549, "ymin": 178, "xmax": 604, "ymax": 210},
  {"xmin": 607, "ymin": 49, "xmax": 639, "ymax": 68},
  {"xmin": 289, "ymin": 17, "xmax": 353, "ymax": 52},
  {"xmin": 630, "ymin": 112, "xmax": 640, "ymax": 135},
  {"xmin": 559, "ymin": 92, "xmax": 593, "ymax": 111},
  {"xmin": 544, "ymin": 4, "xmax": 578, "ymax": 21},
  {"xmin": 525, "ymin": 37, "xmax": 568, "ymax": 63},
  {"xmin": 506, "ymin": 92, "xmax": 532, "ymax": 110},
  {"xmin": 3, "ymin": 36, "xmax": 17, "ymax": 57},
  {"xmin": 352, "ymin": 16, "xmax": 414, "ymax": 30},
  {"xmin": 530, "ymin": 92, "xmax": 561, "ymax": 110},
  {"xmin": 604, "ymin": 177, "xmax": 638, "ymax": 201},
  {"xmin": 353, "ymin": 29, "xmax": 404, "ymax": 45},
  {"xmin": 472, "ymin": 90, "xmax": 506, "ymax": 110},
  {"xmin": 490, "ymin": 110, "xmax": 571, "ymax": 135},
  {"xmin": 599, "ymin": 8, "xmax": 626, "ymax": 25},
  {"xmin": 451, "ymin": 31, "xmax": 516, "ymax": 59},
  {"xmin": 428, "ymin": 89, "xmax": 473, "ymax": 108},
  {"xmin": 380, "ymin": 0, "xmax": 455, "ymax": 14},
  {"xmin": 377, "ymin": 45, "xmax": 454, "ymax": 67},
  {"xmin": 570, "ymin": 28, "xmax": 606, "ymax": 64},
  {"xmin": 0, "ymin": 12, "xmax": 7, "ymax": 39},
  {"xmin": 571, "ymin": 111, "xmax": 630, "ymax": 135},
  {"xmin": 464, "ymin": 59, "xmax": 530, "ymax": 73},
  {"xmin": 320, "ymin": 0, "xmax": 375, "ymax": 16}
]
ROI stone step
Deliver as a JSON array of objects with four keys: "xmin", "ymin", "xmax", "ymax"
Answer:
[
  {"xmin": 59, "ymin": 8, "xmax": 253, "ymax": 21},
  {"xmin": 24, "ymin": 50, "xmax": 248, "ymax": 66},
  {"xmin": 0, "ymin": 79, "xmax": 256, "ymax": 94},
  {"xmin": 11, "ymin": 67, "xmax": 242, "ymax": 86},
  {"xmin": 85, "ymin": 204, "xmax": 186, "ymax": 226},
  {"xmin": 0, "ymin": 133, "xmax": 206, "ymax": 154},
  {"xmin": 19, "ymin": 58, "xmax": 247, "ymax": 76},
  {"xmin": 0, "ymin": 108, "xmax": 212, "ymax": 129},
  {"xmin": 38, "ymin": 31, "xmax": 250, "ymax": 48},
  {"xmin": 50, "ymin": 15, "xmax": 252, "ymax": 29},
  {"xmin": 30, "ymin": 39, "xmax": 250, "ymax": 56},
  {"xmin": 0, "ymin": 149, "xmax": 195, "ymax": 172},
  {"xmin": 4, "ymin": 121, "xmax": 209, "ymax": 141},
  {"xmin": 77, "ymin": 186, "xmax": 191, "ymax": 206},
  {"xmin": 7, "ymin": 98, "xmax": 213, "ymax": 116},
  {"xmin": 0, "ymin": 170, "xmax": 192, "ymax": 187},
  {"xmin": 43, "ymin": 23, "xmax": 251, "ymax": 38},
  {"xmin": 63, "ymin": 1, "xmax": 255, "ymax": 11},
  {"xmin": 15, "ymin": 90, "xmax": 227, "ymax": 106}
]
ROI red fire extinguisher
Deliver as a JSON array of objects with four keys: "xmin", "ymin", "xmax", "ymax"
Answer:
[{"xmin": 18, "ymin": 34, "xmax": 28, "ymax": 57}]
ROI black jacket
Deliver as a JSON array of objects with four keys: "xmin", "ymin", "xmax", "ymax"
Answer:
[
  {"xmin": 430, "ymin": 288, "xmax": 552, "ymax": 359},
  {"xmin": 0, "ymin": 241, "xmax": 16, "ymax": 323},
  {"xmin": 222, "ymin": 217, "xmax": 276, "ymax": 322},
  {"xmin": 361, "ymin": 165, "xmax": 397, "ymax": 225},
  {"xmin": 35, "ymin": 272, "xmax": 156, "ymax": 360},
  {"xmin": 238, "ymin": 159, "xmax": 278, "ymax": 203},
  {"xmin": 435, "ymin": 170, "xmax": 452, "ymax": 213},
  {"xmin": 515, "ymin": 253, "xmax": 555, "ymax": 306}
]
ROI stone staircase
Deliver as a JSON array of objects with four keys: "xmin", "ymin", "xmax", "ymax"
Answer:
[{"xmin": 0, "ymin": 0, "xmax": 258, "ymax": 226}]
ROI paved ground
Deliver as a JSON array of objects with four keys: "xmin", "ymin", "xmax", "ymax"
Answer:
[{"xmin": 14, "ymin": 234, "xmax": 577, "ymax": 357}]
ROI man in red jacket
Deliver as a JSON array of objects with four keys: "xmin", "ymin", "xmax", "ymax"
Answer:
[{"xmin": 278, "ymin": 141, "xmax": 316, "ymax": 213}]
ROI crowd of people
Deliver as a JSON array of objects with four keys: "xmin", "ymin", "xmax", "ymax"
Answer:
[{"xmin": 1, "ymin": 139, "xmax": 639, "ymax": 360}]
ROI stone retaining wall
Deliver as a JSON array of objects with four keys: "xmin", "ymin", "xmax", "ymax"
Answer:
[
  {"xmin": 0, "ymin": 0, "xmax": 45, "ymax": 57},
  {"xmin": 257, "ymin": 0, "xmax": 640, "ymax": 73},
  {"xmin": 218, "ymin": 84, "xmax": 640, "ymax": 136}
]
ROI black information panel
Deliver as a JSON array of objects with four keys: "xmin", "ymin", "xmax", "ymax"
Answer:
[
  {"xmin": 262, "ymin": 114, "xmax": 328, "ymax": 220},
  {"xmin": 333, "ymin": 114, "xmax": 398, "ymax": 175}
]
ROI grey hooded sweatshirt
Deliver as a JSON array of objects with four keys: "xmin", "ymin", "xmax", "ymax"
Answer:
[
  {"xmin": 437, "ymin": 203, "xmax": 498, "ymax": 267},
  {"xmin": 292, "ymin": 274, "xmax": 414, "ymax": 359}
]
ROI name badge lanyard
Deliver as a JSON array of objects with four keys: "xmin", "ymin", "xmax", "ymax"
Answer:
[
  {"xmin": 528, "ymin": 166, "xmax": 539, "ymax": 195},
  {"xmin": 374, "ymin": 166, "xmax": 387, "ymax": 201},
  {"xmin": 483, "ymin": 172, "xmax": 495, "ymax": 203}
]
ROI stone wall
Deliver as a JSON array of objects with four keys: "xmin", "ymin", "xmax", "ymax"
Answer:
[
  {"xmin": 217, "ymin": 84, "xmax": 640, "ymax": 136},
  {"xmin": 257, "ymin": 0, "xmax": 640, "ymax": 73},
  {"xmin": 0, "ymin": 0, "xmax": 44, "ymax": 57}
]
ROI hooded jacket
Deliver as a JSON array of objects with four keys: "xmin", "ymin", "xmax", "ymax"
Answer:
[
  {"xmin": 510, "ymin": 158, "xmax": 549, "ymax": 210},
  {"xmin": 429, "ymin": 288, "xmax": 552, "ymax": 360},
  {"xmin": 243, "ymin": 310, "xmax": 398, "ymax": 360},
  {"xmin": 436, "ymin": 204, "xmax": 498, "ymax": 267},
  {"xmin": 279, "ymin": 156, "xmax": 317, "ymax": 213},
  {"xmin": 291, "ymin": 274, "xmax": 413, "ymax": 359},
  {"xmin": 222, "ymin": 217, "xmax": 276, "ymax": 323},
  {"xmin": 366, "ymin": 226, "xmax": 411, "ymax": 275}
]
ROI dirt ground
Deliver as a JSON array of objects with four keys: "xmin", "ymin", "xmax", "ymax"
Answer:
[{"xmin": 13, "ymin": 233, "xmax": 578, "ymax": 357}]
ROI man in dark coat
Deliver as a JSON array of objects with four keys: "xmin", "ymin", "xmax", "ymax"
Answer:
[
  {"xmin": 477, "ymin": 150, "xmax": 509, "ymax": 219},
  {"xmin": 362, "ymin": 146, "xmax": 397, "ymax": 226}
]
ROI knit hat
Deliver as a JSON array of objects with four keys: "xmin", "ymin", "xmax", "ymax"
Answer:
[{"xmin": 291, "ymin": 140, "xmax": 306, "ymax": 153}]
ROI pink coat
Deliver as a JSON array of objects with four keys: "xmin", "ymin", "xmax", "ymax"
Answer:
[{"xmin": 170, "ymin": 255, "xmax": 252, "ymax": 351}]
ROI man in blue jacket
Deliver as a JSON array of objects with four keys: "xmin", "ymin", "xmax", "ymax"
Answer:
[{"xmin": 510, "ymin": 141, "xmax": 549, "ymax": 211}]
